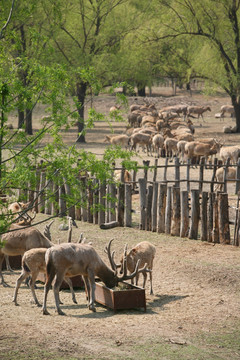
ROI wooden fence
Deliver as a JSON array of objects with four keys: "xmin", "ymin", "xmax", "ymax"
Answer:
[{"xmin": 12, "ymin": 157, "xmax": 240, "ymax": 247}]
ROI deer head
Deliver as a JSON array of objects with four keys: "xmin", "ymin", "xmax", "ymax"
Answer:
[{"xmin": 105, "ymin": 239, "xmax": 150, "ymax": 284}]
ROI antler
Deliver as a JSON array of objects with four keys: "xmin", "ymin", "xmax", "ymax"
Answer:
[
  {"xmin": 105, "ymin": 239, "xmax": 118, "ymax": 271},
  {"xmin": 118, "ymin": 260, "xmax": 150, "ymax": 282},
  {"xmin": 43, "ymin": 220, "xmax": 54, "ymax": 240}
]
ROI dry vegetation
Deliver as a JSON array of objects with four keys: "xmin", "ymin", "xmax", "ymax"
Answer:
[{"xmin": 1, "ymin": 87, "xmax": 240, "ymax": 360}]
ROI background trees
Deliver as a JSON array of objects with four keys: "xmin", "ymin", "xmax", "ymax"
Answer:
[{"xmin": 148, "ymin": 0, "xmax": 240, "ymax": 130}]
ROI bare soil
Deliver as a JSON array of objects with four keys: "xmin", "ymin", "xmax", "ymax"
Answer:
[{"xmin": 1, "ymin": 87, "xmax": 240, "ymax": 360}]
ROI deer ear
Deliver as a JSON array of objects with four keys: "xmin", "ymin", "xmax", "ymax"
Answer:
[{"xmin": 130, "ymin": 248, "xmax": 137, "ymax": 255}]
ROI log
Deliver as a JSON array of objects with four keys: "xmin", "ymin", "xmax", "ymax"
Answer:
[{"xmin": 100, "ymin": 221, "xmax": 120, "ymax": 229}]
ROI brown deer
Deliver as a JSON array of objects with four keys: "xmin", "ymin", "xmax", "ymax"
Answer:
[{"xmin": 42, "ymin": 239, "xmax": 149, "ymax": 315}]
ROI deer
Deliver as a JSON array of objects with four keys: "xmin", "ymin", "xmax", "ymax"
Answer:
[
  {"xmin": 12, "ymin": 247, "xmax": 78, "ymax": 307},
  {"xmin": 119, "ymin": 241, "xmax": 156, "ymax": 295},
  {"xmin": 0, "ymin": 225, "xmax": 53, "ymax": 286},
  {"xmin": 3, "ymin": 201, "xmax": 36, "ymax": 272},
  {"xmin": 42, "ymin": 239, "xmax": 149, "ymax": 315}
]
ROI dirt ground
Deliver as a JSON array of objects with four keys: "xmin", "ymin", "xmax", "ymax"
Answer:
[{"xmin": 1, "ymin": 87, "xmax": 240, "ymax": 360}]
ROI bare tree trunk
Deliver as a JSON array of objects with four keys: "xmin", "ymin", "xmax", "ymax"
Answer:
[{"xmin": 76, "ymin": 81, "xmax": 87, "ymax": 143}]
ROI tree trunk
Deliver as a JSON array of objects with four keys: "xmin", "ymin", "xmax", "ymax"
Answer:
[
  {"xmin": 137, "ymin": 85, "xmax": 146, "ymax": 97},
  {"xmin": 18, "ymin": 109, "xmax": 24, "ymax": 129},
  {"xmin": 25, "ymin": 108, "xmax": 33, "ymax": 135},
  {"xmin": 232, "ymin": 97, "xmax": 240, "ymax": 132},
  {"xmin": 76, "ymin": 81, "xmax": 87, "ymax": 143}
]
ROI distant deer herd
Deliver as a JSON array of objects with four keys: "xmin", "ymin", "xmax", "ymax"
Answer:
[
  {"xmin": 0, "ymin": 99, "xmax": 238, "ymax": 314},
  {"xmin": 105, "ymin": 100, "xmax": 239, "ymax": 167}
]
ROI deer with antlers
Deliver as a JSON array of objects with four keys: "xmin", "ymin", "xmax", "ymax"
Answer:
[{"xmin": 42, "ymin": 239, "xmax": 149, "ymax": 315}]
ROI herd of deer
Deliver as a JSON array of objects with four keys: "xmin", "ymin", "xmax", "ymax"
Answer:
[
  {"xmin": 105, "ymin": 102, "xmax": 240, "ymax": 188},
  {"xmin": 0, "ymin": 202, "xmax": 156, "ymax": 315}
]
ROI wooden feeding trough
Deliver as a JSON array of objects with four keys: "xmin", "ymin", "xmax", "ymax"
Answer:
[{"xmin": 94, "ymin": 281, "xmax": 146, "ymax": 312}]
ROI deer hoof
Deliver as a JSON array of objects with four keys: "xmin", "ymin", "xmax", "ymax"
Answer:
[
  {"xmin": 42, "ymin": 309, "xmax": 50, "ymax": 315},
  {"xmin": 89, "ymin": 305, "xmax": 96, "ymax": 312}
]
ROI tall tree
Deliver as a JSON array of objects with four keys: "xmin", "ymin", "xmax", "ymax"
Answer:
[
  {"xmin": 43, "ymin": 0, "xmax": 143, "ymax": 142},
  {"xmin": 150, "ymin": 0, "xmax": 240, "ymax": 131}
]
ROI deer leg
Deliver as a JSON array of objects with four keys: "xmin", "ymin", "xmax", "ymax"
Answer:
[
  {"xmin": 63, "ymin": 277, "xmax": 77, "ymax": 304},
  {"xmin": 149, "ymin": 270, "xmax": 153, "ymax": 295},
  {"xmin": 87, "ymin": 270, "xmax": 96, "ymax": 312},
  {"xmin": 0, "ymin": 253, "xmax": 9, "ymax": 287},
  {"xmin": 5, "ymin": 255, "xmax": 14, "ymax": 272},
  {"xmin": 53, "ymin": 273, "xmax": 65, "ymax": 315},
  {"xmin": 29, "ymin": 271, "xmax": 41, "ymax": 307},
  {"xmin": 13, "ymin": 270, "xmax": 29, "ymax": 305},
  {"xmin": 42, "ymin": 270, "xmax": 56, "ymax": 315},
  {"xmin": 142, "ymin": 272, "xmax": 147, "ymax": 289},
  {"xmin": 82, "ymin": 275, "xmax": 90, "ymax": 302}
]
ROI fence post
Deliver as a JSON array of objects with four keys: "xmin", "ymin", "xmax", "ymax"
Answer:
[
  {"xmin": 201, "ymin": 191, "xmax": 208, "ymax": 241},
  {"xmin": 59, "ymin": 184, "xmax": 67, "ymax": 217},
  {"xmin": 236, "ymin": 158, "xmax": 240, "ymax": 194},
  {"xmin": 213, "ymin": 192, "xmax": 219, "ymax": 243},
  {"xmin": 158, "ymin": 183, "xmax": 167, "ymax": 233},
  {"xmin": 124, "ymin": 183, "xmax": 132, "ymax": 227},
  {"xmin": 210, "ymin": 158, "xmax": 218, "ymax": 193},
  {"xmin": 146, "ymin": 184, "xmax": 153, "ymax": 231},
  {"xmin": 180, "ymin": 190, "xmax": 189, "ymax": 237},
  {"xmin": 189, "ymin": 189, "xmax": 200, "ymax": 239},
  {"xmin": 45, "ymin": 179, "xmax": 53, "ymax": 215},
  {"xmin": 186, "ymin": 159, "xmax": 191, "ymax": 192},
  {"xmin": 143, "ymin": 160, "xmax": 150, "ymax": 182},
  {"xmin": 99, "ymin": 182, "xmax": 106, "ymax": 225},
  {"xmin": 153, "ymin": 158, "xmax": 158, "ymax": 183},
  {"xmin": 208, "ymin": 192, "xmax": 215, "ymax": 242},
  {"xmin": 218, "ymin": 192, "xmax": 230, "ymax": 244},
  {"xmin": 117, "ymin": 183, "xmax": 124, "ymax": 226},
  {"xmin": 174, "ymin": 158, "xmax": 180, "ymax": 187},
  {"xmin": 199, "ymin": 157, "xmax": 205, "ymax": 193},
  {"xmin": 139, "ymin": 178, "xmax": 147, "ymax": 230},
  {"xmin": 152, "ymin": 182, "xmax": 159, "ymax": 232},
  {"xmin": 39, "ymin": 171, "xmax": 46, "ymax": 213},
  {"xmin": 64, "ymin": 180, "xmax": 75, "ymax": 220},
  {"xmin": 223, "ymin": 158, "xmax": 231, "ymax": 193},
  {"xmin": 93, "ymin": 179, "xmax": 99, "ymax": 225},
  {"xmin": 164, "ymin": 158, "xmax": 168, "ymax": 182},
  {"xmin": 81, "ymin": 177, "xmax": 88, "ymax": 222},
  {"xmin": 87, "ymin": 181, "xmax": 94, "ymax": 223},
  {"xmin": 165, "ymin": 186, "xmax": 172, "ymax": 234},
  {"xmin": 109, "ymin": 183, "xmax": 116, "ymax": 222},
  {"xmin": 171, "ymin": 186, "xmax": 180, "ymax": 236}
]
